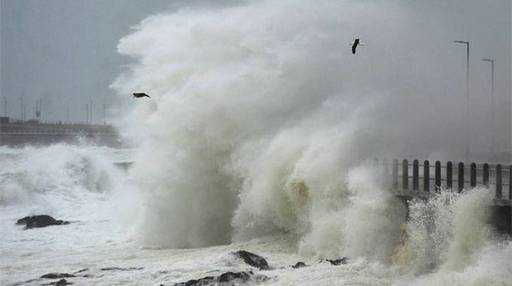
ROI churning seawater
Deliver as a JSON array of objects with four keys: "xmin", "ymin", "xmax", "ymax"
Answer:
[
  {"xmin": 0, "ymin": 144, "xmax": 510, "ymax": 285},
  {"xmin": 2, "ymin": 0, "xmax": 511, "ymax": 285}
]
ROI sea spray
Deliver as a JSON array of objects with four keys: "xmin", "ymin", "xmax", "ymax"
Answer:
[
  {"xmin": 232, "ymin": 121, "xmax": 355, "ymax": 244},
  {"xmin": 441, "ymin": 188, "xmax": 493, "ymax": 271},
  {"xmin": 296, "ymin": 164, "xmax": 405, "ymax": 259},
  {"xmin": 415, "ymin": 241, "xmax": 512, "ymax": 286},
  {"xmin": 342, "ymin": 166, "xmax": 406, "ymax": 261},
  {"xmin": 0, "ymin": 144, "xmax": 125, "ymax": 209},
  {"xmin": 394, "ymin": 188, "xmax": 493, "ymax": 275},
  {"xmin": 112, "ymin": 5, "xmax": 511, "ymax": 285},
  {"xmin": 112, "ymin": 0, "xmax": 412, "ymax": 248}
]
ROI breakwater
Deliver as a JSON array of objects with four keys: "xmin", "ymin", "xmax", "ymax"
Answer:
[{"xmin": 0, "ymin": 118, "xmax": 120, "ymax": 147}]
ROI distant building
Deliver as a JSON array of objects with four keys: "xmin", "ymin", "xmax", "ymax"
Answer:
[{"xmin": 0, "ymin": 117, "xmax": 10, "ymax": 124}]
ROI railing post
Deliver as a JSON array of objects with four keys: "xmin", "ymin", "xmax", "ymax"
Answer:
[
  {"xmin": 383, "ymin": 158, "xmax": 389, "ymax": 175},
  {"xmin": 483, "ymin": 163, "xmax": 489, "ymax": 187},
  {"xmin": 424, "ymin": 160, "xmax": 430, "ymax": 192},
  {"xmin": 458, "ymin": 162, "xmax": 464, "ymax": 192},
  {"xmin": 413, "ymin": 159, "xmax": 419, "ymax": 191},
  {"xmin": 402, "ymin": 159, "xmax": 409, "ymax": 190},
  {"xmin": 392, "ymin": 159, "xmax": 398, "ymax": 188},
  {"xmin": 470, "ymin": 163, "xmax": 477, "ymax": 188},
  {"xmin": 446, "ymin": 161, "xmax": 453, "ymax": 189},
  {"xmin": 496, "ymin": 164, "xmax": 502, "ymax": 199},
  {"xmin": 435, "ymin": 161, "xmax": 441, "ymax": 190}
]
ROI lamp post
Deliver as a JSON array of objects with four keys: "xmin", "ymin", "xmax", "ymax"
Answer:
[
  {"xmin": 454, "ymin": 40, "xmax": 470, "ymax": 160},
  {"xmin": 482, "ymin": 58, "xmax": 495, "ymax": 159}
]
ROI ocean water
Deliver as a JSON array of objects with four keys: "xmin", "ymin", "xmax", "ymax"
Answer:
[
  {"xmin": 2, "ymin": 0, "xmax": 511, "ymax": 285},
  {"xmin": 0, "ymin": 144, "xmax": 510, "ymax": 285}
]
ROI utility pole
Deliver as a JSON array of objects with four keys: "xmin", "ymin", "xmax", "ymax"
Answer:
[
  {"xmin": 482, "ymin": 58, "xmax": 495, "ymax": 159},
  {"xmin": 454, "ymin": 40, "xmax": 470, "ymax": 161}
]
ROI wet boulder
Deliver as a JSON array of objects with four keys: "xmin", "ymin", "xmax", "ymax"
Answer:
[
  {"xmin": 16, "ymin": 215, "xmax": 70, "ymax": 229},
  {"xmin": 174, "ymin": 275, "xmax": 215, "ymax": 286},
  {"xmin": 40, "ymin": 273, "xmax": 75, "ymax": 279},
  {"xmin": 42, "ymin": 278, "xmax": 73, "ymax": 286},
  {"xmin": 174, "ymin": 271, "xmax": 269, "ymax": 286},
  {"xmin": 218, "ymin": 271, "xmax": 251, "ymax": 283},
  {"xmin": 232, "ymin": 250, "xmax": 270, "ymax": 270},
  {"xmin": 291, "ymin": 262, "xmax": 307, "ymax": 269},
  {"xmin": 324, "ymin": 257, "xmax": 348, "ymax": 266}
]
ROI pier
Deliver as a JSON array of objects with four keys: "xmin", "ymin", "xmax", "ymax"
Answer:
[
  {"xmin": 383, "ymin": 159, "xmax": 512, "ymax": 235},
  {"xmin": 0, "ymin": 117, "xmax": 120, "ymax": 147}
]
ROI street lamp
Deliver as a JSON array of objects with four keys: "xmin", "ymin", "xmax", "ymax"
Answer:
[
  {"xmin": 482, "ymin": 58, "xmax": 495, "ymax": 159},
  {"xmin": 454, "ymin": 40, "xmax": 470, "ymax": 160}
]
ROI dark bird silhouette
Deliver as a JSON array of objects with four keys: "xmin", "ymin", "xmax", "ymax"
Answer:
[
  {"xmin": 351, "ymin": 38, "xmax": 360, "ymax": 54},
  {"xmin": 133, "ymin": 93, "xmax": 150, "ymax": 98}
]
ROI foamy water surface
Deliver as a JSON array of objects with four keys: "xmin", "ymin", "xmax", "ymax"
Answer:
[
  {"xmin": 0, "ymin": 145, "xmax": 510, "ymax": 285},
  {"xmin": 2, "ymin": 0, "xmax": 511, "ymax": 285}
]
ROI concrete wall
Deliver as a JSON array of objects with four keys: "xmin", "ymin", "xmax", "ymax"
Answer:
[{"xmin": 0, "ymin": 121, "xmax": 121, "ymax": 147}]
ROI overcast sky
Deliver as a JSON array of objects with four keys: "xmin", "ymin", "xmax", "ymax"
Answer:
[
  {"xmin": 0, "ymin": 0, "xmax": 510, "ymax": 136},
  {"xmin": 1, "ymin": 0, "xmax": 182, "ymax": 123}
]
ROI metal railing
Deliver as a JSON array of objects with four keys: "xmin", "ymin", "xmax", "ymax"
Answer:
[{"xmin": 377, "ymin": 159, "xmax": 512, "ymax": 202}]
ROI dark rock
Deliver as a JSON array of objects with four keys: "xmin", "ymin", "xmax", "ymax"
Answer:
[
  {"xmin": 100, "ymin": 266, "xmax": 144, "ymax": 271},
  {"xmin": 73, "ymin": 268, "xmax": 89, "ymax": 274},
  {"xmin": 9, "ymin": 278, "xmax": 39, "ymax": 286},
  {"xmin": 40, "ymin": 273, "xmax": 75, "ymax": 279},
  {"xmin": 232, "ymin": 250, "xmax": 270, "ymax": 270},
  {"xmin": 174, "ymin": 276, "xmax": 215, "ymax": 286},
  {"xmin": 16, "ymin": 215, "xmax": 70, "ymax": 229},
  {"xmin": 174, "ymin": 271, "xmax": 269, "ymax": 286},
  {"xmin": 13, "ymin": 270, "xmax": 85, "ymax": 286},
  {"xmin": 324, "ymin": 257, "xmax": 348, "ymax": 266},
  {"xmin": 218, "ymin": 271, "xmax": 251, "ymax": 283},
  {"xmin": 292, "ymin": 262, "xmax": 307, "ymax": 269},
  {"xmin": 42, "ymin": 279, "xmax": 73, "ymax": 285}
]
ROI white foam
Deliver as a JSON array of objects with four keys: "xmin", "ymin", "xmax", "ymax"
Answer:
[{"xmin": 93, "ymin": 0, "xmax": 512, "ymax": 284}]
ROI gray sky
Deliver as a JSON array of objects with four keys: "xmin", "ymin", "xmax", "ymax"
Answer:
[
  {"xmin": 1, "ymin": 0, "xmax": 174, "ymax": 123},
  {"xmin": 0, "ymin": 0, "xmax": 511, "ymax": 155},
  {"xmin": 0, "ymin": 0, "xmax": 240, "ymax": 123}
]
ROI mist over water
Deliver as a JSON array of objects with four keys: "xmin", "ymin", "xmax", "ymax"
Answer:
[
  {"xmin": 1, "ymin": 1, "xmax": 510, "ymax": 285},
  {"xmin": 108, "ymin": 0, "xmax": 512, "ymax": 284},
  {"xmin": 0, "ymin": 144, "xmax": 126, "ymax": 209}
]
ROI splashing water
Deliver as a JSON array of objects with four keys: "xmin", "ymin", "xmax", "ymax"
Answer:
[
  {"xmin": 0, "ymin": 144, "xmax": 126, "ymax": 211},
  {"xmin": 113, "ymin": 0, "xmax": 419, "ymax": 249},
  {"xmin": 109, "ymin": 0, "xmax": 512, "ymax": 284}
]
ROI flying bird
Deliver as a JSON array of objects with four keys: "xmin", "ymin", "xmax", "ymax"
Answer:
[
  {"xmin": 351, "ymin": 38, "xmax": 360, "ymax": 54},
  {"xmin": 133, "ymin": 93, "xmax": 150, "ymax": 98}
]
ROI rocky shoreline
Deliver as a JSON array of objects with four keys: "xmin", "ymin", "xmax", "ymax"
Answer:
[{"xmin": 9, "ymin": 246, "xmax": 348, "ymax": 286}]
